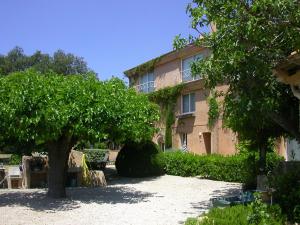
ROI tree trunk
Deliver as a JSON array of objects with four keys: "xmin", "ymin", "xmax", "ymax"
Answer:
[
  {"xmin": 258, "ymin": 143, "xmax": 267, "ymax": 175},
  {"xmin": 46, "ymin": 135, "xmax": 75, "ymax": 198}
]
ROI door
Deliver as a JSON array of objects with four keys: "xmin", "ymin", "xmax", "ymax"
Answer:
[{"xmin": 203, "ymin": 132, "xmax": 211, "ymax": 154}]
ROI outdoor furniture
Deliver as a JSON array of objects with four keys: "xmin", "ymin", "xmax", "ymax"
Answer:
[
  {"xmin": 22, "ymin": 150, "xmax": 83, "ymax": 188},
  {"xmin": 7, "ymin": 166, "xmax": 22, "ymax": 189},
  {"xmin": 0, "ymin": 167, "xmax": 6, "ymax": 188}
]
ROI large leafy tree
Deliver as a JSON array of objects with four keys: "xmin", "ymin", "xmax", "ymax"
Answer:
[
  {"xmin": 175, "ymin": 0, "xmax": 300, "ymax": 171},
  {"xmin": 0, "ymin": 70, "xmax": 159, "ymax": 197},
  {"xmin": 0, "ymin": 47, "xmax": 94, "ymax": 76}
]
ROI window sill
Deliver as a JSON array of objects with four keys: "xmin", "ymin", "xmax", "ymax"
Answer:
[
  {"xmin": 176, "ymin": 113, "xmax": 195, "ymax": 119},
  {"xmin": 182, "ymin": 78, "xmax": 201, "ymax": 83}
]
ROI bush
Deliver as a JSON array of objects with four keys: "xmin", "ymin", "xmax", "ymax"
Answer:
[
  {"xmin": 115, "ymin": 140, "xmax": 164, "ymax": 177},
  {"xmin": 162, "ymin": 151, "xmax": 283, "ymax": 184},
  {"xmin": 9, "ymin": 154, "xmax": 22, "ymax": 165},
  {"xmin": 269, "ymin": 168, "xmax": 300, "ymax": 222},
  {"xmin": 83, "ymin": 149, "xmax": 108, "ymax": 170}
]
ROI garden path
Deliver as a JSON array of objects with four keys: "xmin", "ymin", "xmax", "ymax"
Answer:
[{"xmin": 0, "ymin": 167, "xmax": 241, "ymax": 225}]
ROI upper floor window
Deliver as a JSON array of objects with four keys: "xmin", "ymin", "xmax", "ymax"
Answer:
[
  {"xmin": 138, "ymin": 72, "xmax": 155, "ymax": 93},
  {"xmin": 182, "ymin": 93, "xmax": 195, "ymax": 114},
  {"xmin": 182, "ymin": 53, "xmax": 203, "ymax": 82}
]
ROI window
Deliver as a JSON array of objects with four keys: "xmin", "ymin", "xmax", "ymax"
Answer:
[
  {"xmin": 138, "ymin": 72, "xmax": 155, "ymax": 93},
  {"xmin": 182, "ymin": 53, "xmax": 203, "ymax": 82},
  {"xmin": 182, "ymin": 93, "xmax": 195, "ymax": 114}
]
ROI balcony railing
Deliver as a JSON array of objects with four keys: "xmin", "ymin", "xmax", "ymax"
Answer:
[
  {"xmin": 135, "ymin": 81, "xmax": 155, "ymax": 93},
  {"xmin": 181, "ymin": 69, "xmax": 200, "ymax": 83}
]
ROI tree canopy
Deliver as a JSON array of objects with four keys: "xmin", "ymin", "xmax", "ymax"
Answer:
[
  {"xmin": 0, "ymin": 47, "xmax": 94, "ymax": 76},
  {"xmin": 175, "ymin": 0, "xmax": 300, "ymax": 144},
  {"xmin": 0, "ymin": 70, "xmax": 159, "ymax": 197},
  {"xmin": 174, "ymin": 0, "xmax": 300, "ymax": 171}
]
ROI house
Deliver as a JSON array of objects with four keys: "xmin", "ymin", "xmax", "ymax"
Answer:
[
  {"xmin": 124, "ymin": 44, "xmax": 237, "ymax": 155},
  {"xmin": 274, "ymin": 52, "xmax": 300, "ymax": 161}
]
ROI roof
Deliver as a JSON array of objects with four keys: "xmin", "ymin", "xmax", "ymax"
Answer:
[
  {"xmin": 124, "ymin": 44, "xmax": 205, "ymax": 77},
  {"xmin": 274, "ymin": 51, "xmax": 300, "ymax": 85}
]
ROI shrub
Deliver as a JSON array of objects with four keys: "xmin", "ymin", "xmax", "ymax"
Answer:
[
  {"xmin": 185, "ymin": 202, "xmax": 285, "ymax": 225},
  {"xmin": 269, "ymin": 168, "xmax": 300, "ymax": 222},
  {"xmin": 184, "ymin": 218, "xmax": 199, "ymax": 225},
  {"xmin": 162, "ymin": 151, "xmax": 283, "ymax": 184},
  {"xmin": 83, "ymin": 149, "xmax": 108, "ymax": 170},
  {"xmin": 115, "ymin": 140, "xmax": 164, "ymax": 177},
  {"xmin": 247, "ymin": 193, "xmax": 285, "ymax": 225}
]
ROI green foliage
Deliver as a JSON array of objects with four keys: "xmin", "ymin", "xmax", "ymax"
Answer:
[
  {"xmin": 115, "ymin": 140, "xmax": 165, "ymax": 177},
  {"xmin": 0, "ymin": 70, "xmax": 159, "ymax": 149},
  {"xmin": 81, "ymin": 154, "xmax": 91, "ymax": 186},
  {"xmin": 83, "ymin": 149, "xmax": 108, "ymax": 170},
  {"xmin": 9, "ymin": 154, "xmax": 22, "ymax": 165},
  {"xmin": 0, "ymin": 47, "xmax": 94, "ymax": 76},
  {"xmin": 148, "ymin": 84, "xmax": 184, "ymax": 148},
  {"xmin": 161, "ymin": 151, "xmax": 283, "ymax": 183},
  {"xmin": 294, "ymin": 205, "xmax": 300, "ymax": 223},
  {"xmin": 164, "ymin": 105, "xmax": 174, "ymax": 148},
  {"xmin": 83, "ymin": 149, "xmax": 107, "ymax": 163},
  {"xmin": 185, "ymin": 203, "xmax": 284, "ymax": 225},
  {"xmin": 247, "ymin": 193, "xmax": 285, "ymax": 225},
  {"xmin": 269, "ymin": 168, "xmax": 300, "ymax": 222},
  {"xmin": 148, "ymin": 84, "xmax": 184, "ymax": 105},
  {"xmin": 207, "ymin": 91, "xmax": 219, "ymax": 129},
  {"xmin": 124, "ymin": 53, "xmax": 170, "ymax": 77},
  {"xmin": 177, "ymin": 0, "xmax": 300, "ymax": 149},
  {"xmin": 200, "ymin": 205, "xmax": 250, "ymax": 225},
  {"xmin": 76, "ymin": 140, "xmax": 107, "ymax": 150},
  {"xmin": 184, "ymin": 217, "xmax": 199, "ymax": 225}
]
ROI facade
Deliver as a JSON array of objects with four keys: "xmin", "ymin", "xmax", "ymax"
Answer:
[
  {"xmin": 124, "ymin": 45, "xmax": 237, "ymax": 155},
  {"xmin": 274, "ymin": 52, "xmax": 300, "ymax": 160}
]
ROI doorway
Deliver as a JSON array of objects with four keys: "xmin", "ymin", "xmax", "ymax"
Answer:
[{"xmin": 202, "ymin": 132, "xmax": 211, "ymax": 154}]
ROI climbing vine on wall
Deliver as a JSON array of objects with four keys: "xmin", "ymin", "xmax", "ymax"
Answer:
[
  {"xmin": 207, "ymin": 91, "xmax": 220, "ymax": 129},
  {"xmin": 148, "ymin": 84, "xmax": 184, "ymax": 148},
  {"xmin": 124, "ymin": 56, "xmax": 163, "ymax": 77}
]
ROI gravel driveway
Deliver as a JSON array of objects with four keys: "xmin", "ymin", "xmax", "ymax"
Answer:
[{"xmin": 0, "ymin": 174, "xmax": 241, "ymax": 225}]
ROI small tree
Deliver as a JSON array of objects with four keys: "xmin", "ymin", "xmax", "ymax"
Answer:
[
  {"xmin": 0, "ymin": 70, "xmax": 159, "ymax": 197},
  {"xmin": 175, "ymin": 0, "xmax": 300, "ymax": 172}
]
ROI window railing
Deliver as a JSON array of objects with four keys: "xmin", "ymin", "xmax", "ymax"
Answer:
[
  {"xmin": 181, "ymin": 69, "xmax": 200, "ymax": 83},
  {"xmin": 135, "ymin": 81, "xmax": 155, "ymax": 93}
]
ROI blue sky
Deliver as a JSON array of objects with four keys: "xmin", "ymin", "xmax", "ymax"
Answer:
[{"xmin": 1, "ymin": 0, "xmax": 197, "ymax": 80}]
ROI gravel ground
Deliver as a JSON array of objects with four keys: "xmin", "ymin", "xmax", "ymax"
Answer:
[{"xmin": 0, "ymin": 173, "xmax": 241, "ymax": 225}]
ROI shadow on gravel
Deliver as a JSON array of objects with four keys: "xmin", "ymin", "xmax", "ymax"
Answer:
[
  {"xmin": 185, "ymin": 183, "xmax": 242, "ymax": 218},
  {"xmin": 104, "ymin": 165, "xmax": 162, "ymax": 185},
  {"xmin": 108, "ymin": 176, "xmax": 161, "ymax": 185},
  {"xmin": 210, "ymin": 184, "xmax": 241, "ymax": 198},
  {"xmin": 0, "ymin": 186, "xmax": 155, "ymax": 212}
]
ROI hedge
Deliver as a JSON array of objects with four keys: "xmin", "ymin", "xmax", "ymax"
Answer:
[
  {"xmin": 161, "ymin": 151, "xmax": 283, "ymax": 184},
  {"xmin": 83, "ymin": 149, "xmax": 108, "ymax": 170}
]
